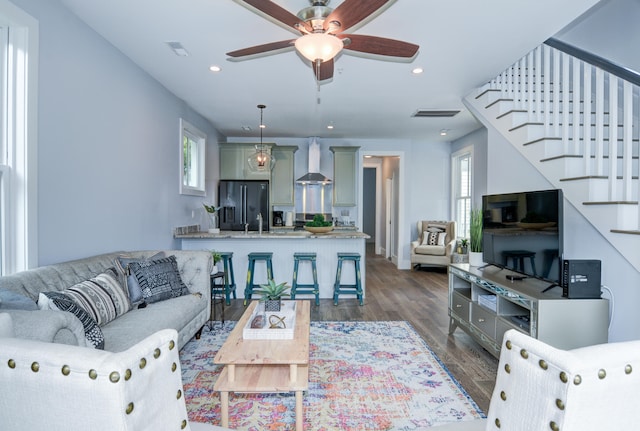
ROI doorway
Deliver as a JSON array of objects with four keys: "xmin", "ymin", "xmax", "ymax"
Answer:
[{"xmin": 360, "ymin": 153, "xmax": 404, "ymax": 268}]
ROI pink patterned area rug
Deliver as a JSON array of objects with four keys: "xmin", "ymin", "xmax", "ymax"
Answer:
[{"xmin": 180, "ymin": 321, "xmax": 484, "ymax": 430}]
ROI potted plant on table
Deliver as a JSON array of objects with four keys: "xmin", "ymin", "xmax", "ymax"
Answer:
[
  {"xmin": 469, "ymin": 208, "xmax": 484, "ymax": 266},
  {"xmin": 210, "ymin": 250, "xmax": 222, "ymax": 274},
  {"xmin": 255, "ymin": 279, "xmax": 291, "ymax": 312}
]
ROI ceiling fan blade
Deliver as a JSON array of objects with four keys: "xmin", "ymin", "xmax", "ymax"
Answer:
[
  {"xmin": 324, "ymin": 0, "xmax": 392, "ymax": 34},
  {"xmin": 226, "ymin": 39, "xmax": 296, "ymax": 58},
  {"xmin": 313, "ymin": 59, "xmax": 334, "ymax": 81},
  {"xmin": 341, "ymin": 34, "xmax": 419, "ymax": 58},
  {"xmin": 237, "ymin": 0, "xmax": 311, "ymax": 33}
]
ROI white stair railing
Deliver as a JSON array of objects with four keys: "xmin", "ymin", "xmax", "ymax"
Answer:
[{"xmin": 486, "ymin": 41, "xmax": 640, "ymax": 230}]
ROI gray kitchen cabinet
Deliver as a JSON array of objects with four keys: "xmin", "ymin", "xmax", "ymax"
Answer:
[
  {"xmin": 270, "ymin": 145, "xmax": 298, "ymax": 206},
  {"xmin": 330, "ymin": 146, "xmax": 359, "ymax": 206}
]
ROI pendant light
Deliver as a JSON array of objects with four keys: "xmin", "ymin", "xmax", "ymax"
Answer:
[{"xmin": 247, "ymin": 104, "xmax": 276, "ymax": 172}]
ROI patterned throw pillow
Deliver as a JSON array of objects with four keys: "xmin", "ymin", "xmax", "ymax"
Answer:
[
  {"xmin": 421, "ymin": 230, "xmax": 447, "ymax": 246},
  {"xmin": 61, "ymin": 267, "xmax": 131, "ymax": 326},
  {"xmin": 129, "ymin": 255, "xmax": 189, "ymax": 304},
  {"xmin": 115, "ymin": 252, "xmax": 165, "ymax": 306},
  {"xmin": 38, "ymin": 291, "xmax": 105, "ymax": 349}
]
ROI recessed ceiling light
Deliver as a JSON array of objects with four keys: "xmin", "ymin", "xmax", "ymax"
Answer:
[
  {"xmin": 412, "ymin": 67, "xmax": 423, "ymax": 74},
  {"xmin": 327, "ymin": 122, "xmax": 334, "ymax": 130},
  {"xmin": 209, "ymin": 65, "xmax": 221, "ymax": 72},
  {"xmin": 241, "ymin": 126, "xmax": 252, "ymax": 132},
  {"xmin": 440, "ymin": 129, "xmax": 448, "ymax": 136}
]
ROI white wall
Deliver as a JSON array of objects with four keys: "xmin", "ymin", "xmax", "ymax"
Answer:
[
  {"xmin": 555, "ymin": 0, "xmax": 640, "ymax": 73},
  {"xmin": 10, "ymin": 0, "xmax": 223, "ymax": 265}
]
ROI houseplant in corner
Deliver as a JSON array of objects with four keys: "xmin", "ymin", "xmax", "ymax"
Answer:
[
  {"xmin": 469, "ymin": 208, "xmax": 484, "ymax": 266},
  {"xmin": 255, "ymin": 279, "xmax": 291, "ymax": 312}
]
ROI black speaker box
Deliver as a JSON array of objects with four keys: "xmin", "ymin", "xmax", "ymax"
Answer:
[{"xmin": 562, "ymin": 259, "xmax": 602, "ymax": 299}]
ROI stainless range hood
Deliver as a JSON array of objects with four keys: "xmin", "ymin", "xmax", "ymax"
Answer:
[{"xmin": 296, "ymin": 137, "xmax": 332, "ymax": 185}]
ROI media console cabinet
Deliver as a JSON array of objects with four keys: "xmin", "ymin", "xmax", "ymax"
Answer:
[{"xmin": 448, "ymin": 263, "xmax": 609, "ymax": 358}]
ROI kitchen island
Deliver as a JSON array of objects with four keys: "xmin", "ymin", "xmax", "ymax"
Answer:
[{"xmin": 176, "ymin": 229, "xmax": 369, "ymax": 301}]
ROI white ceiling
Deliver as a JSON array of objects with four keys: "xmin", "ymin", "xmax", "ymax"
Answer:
[{"xmin": 58, "ymin": 0, "xmax": 600, "ymax": 143}]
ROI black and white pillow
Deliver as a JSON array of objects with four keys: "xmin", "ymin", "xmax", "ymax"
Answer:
[
  {"xmin": 115, "ymin": 252, "xmax": 165, "ymax": 306},
  {"xmin": 38, "ymin": 291, "xmax": 105, "ymax": 349},
  {"xmin": 128, "ymin": 255, "xmax": 189, "ymax": 304},
  {"xmin": 61, "ymin": 267, "xmax": 131, "ymax": 326}
]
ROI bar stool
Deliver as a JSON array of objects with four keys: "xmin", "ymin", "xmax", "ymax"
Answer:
[
  {"xmin": 291, "ymin": 252, "xmax": 320, "ymax": 306},
  {"xmin": 219, "ymin": 252, "xmax": 237, "ymax": 305},
  {"xmin": 333, "ymin": 252, "xmax": 363, "ymax": 306},
  {"xmin": 245, "ymin": 252, "xmax": 274, "ymax": 306},
  {"xmin": 209, "ymin": 271, "xmax": 225, "ymax": 329},
  {"xmin": 503, "ymin": 250, "xmax": 537, "ymax": 276}
]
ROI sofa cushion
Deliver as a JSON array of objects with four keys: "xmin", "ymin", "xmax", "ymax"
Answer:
[
  {"xmin": 51, "ymin": 267, "xmax": 131, "ymax": 326},
  {"xmin": 128, "ymin": 255, "xmax": 189, "ymax": 304},
  {"xmin": 38, "ymin": 292, "xmax": 105, "ymax": 349},
  {"xmin": 0, "ymin": 289, "xmax": 38, "ymax": 311},
  {"xmin": 115, "ymin": 252, "xmax": 165, "ymax": 306},
  {"xmin": 414, "ymin": 244, "xmax": 446, "ymax": 256},
  {"xmin": 100, "ymin": 292, "xmax": 204, "ymax": 352}
]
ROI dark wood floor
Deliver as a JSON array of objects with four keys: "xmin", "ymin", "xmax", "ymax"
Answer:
[{"xmin": 217, "ymin": 244, "xmax": 498, "ymax": 412}]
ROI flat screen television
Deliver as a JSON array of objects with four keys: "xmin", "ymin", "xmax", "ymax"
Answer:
[{"xmin": 481, "ymin": 189, "xmax": 564, "ymax": 284}]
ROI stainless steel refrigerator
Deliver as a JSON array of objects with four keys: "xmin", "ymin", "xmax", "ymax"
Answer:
[{"xmin": 218, "ymin": 180, "xmax": 269, "ymax": 231}]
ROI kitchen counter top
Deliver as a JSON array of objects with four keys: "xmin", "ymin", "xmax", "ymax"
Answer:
[{"xmin": 174, "ymin": 230, "xmax": 370, "ymax": 239}]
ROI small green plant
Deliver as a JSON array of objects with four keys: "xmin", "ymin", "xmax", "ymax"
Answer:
[
  {"xmin": 210, "ymin": 250, "xmax": 222, "ymax": 264},
  {"xmin": 203, "ymin": 203, "xmax": 220, "ymax": 214},
  {"xmin": 305, "ymin": 214, "xmax": 332, "ymax": 227},
  {"xmin": 460, "ymin": 238, "xmax": 469, "ymax": 248},
  {"xmin": 470, "ymin": 208, "xmax": 483, "ymax": 253},
  {"xmin": 255, "ymin": 279, "xmax": 291, "ymax": 301}
]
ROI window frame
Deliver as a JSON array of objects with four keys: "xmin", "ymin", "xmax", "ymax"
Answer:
[
  {"xmin": 179, "ymin": 118, "xmax": 206, "ymax": 197},
  {"xmin": 0, "ymin": 2, "xmax": 38, "ymax": 274},
  {"xmin": 451, "ymin": 146, "xmax": 473, "ymax": 239}
]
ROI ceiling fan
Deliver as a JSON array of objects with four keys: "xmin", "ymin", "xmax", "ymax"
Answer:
[{"xmin": 226, "ymin": 0, "xmax": 419, "ymax": 82}]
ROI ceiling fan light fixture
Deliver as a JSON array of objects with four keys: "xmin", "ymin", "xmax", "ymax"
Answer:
[{"xmin": 295, "ymin": 33, "xmax": 343, "ymax": 62}]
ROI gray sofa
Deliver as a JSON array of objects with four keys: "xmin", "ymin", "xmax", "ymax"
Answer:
[{"xmin": 0, "ymin": 250, "xmax": 212, "ymax": 352}]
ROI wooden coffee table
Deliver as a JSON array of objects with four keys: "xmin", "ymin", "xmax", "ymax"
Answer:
[{"xmin": 214, "ymin": 300, "xmax": 310, "ymax": 430}]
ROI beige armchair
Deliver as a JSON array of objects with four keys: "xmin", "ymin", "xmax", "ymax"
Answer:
[
  {"xmin": 432, "ymin": 329, "xmax": 640, "ymax": 430},
  {"xmin": 0, "ymin": 313, "xmax": 231, "ymax": 431},
  {"xmin": 410, "ymin": 220, "xmax": 456, "ymax": 269}
]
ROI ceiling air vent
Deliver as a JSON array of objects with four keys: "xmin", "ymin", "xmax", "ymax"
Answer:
[{"xmin": 412, "ymin": 109, "xmax": 461, "ymax": 118}]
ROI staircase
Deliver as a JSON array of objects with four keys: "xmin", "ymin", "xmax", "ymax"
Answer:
[{"xmin": 463, "ymin": 39, "xmax": 640, "ymax": 272}]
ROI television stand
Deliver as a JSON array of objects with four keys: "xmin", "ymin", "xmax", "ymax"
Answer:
[{"xmin": 448, "ymin": 263, "xmax": 609, "ymax": 358}]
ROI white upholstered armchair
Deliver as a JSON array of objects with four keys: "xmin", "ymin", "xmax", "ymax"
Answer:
[
  {"xmin": 433, "ymin": 329, "xmax": 640, "ymax": 430},
  {"xmin": 410, "ymin": 220, "xmax": 457, "ymax": 269},
  {"xmin": 0, "ymin": 313, "xmax": 231, "ymax": 431}
]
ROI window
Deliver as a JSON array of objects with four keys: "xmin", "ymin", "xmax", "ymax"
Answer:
[
  {"xmin": 0, "ymin": 2, "xmax": 38, "ymax": 275},
  {"xmin": 179, "ymin": 118, "xmax": 206, "ymax": 196},
  {"xmin": 451, "ymin": 147, "xmax": 472, "ymax": 239}
]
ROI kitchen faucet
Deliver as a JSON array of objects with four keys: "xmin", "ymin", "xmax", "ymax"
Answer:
[{"xmin": 257, "ymin": 213, "xmax": 263, "ymax": 235}]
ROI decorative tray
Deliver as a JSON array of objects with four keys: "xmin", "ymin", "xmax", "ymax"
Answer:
[{"xmin": 242, "ymin": 301, "xmax": 297, "ymax": 340}]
